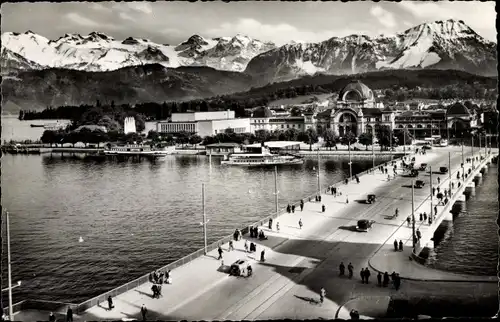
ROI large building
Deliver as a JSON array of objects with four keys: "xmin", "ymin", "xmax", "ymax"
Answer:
[
  {"xmin": 250, "ymin": 80, "xmax": 487, "ymax": 139},
  {"xmin": 157, "ymin": 110, "xmax": 251, "ymax": 137}
]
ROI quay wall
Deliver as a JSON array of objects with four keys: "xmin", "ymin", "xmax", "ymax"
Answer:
[
  {"xmin": 4, "ymin": 152, "xmax": 409, "ymax": 315},
  {"xmin": 411, "ymin": 154, "xmax": 497, "ymax": 264}
]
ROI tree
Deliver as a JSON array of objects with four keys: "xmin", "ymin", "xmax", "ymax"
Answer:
[
  {"xmin": 176, "ymin": 131, "xmax": 190, "ymax": 147},
  {"xmin": 322, "ymin": 129, "xmax": 337, "ymax": 150},
  {"xmin": 40, "ymin": 130, "xmax": 56, "ymax": 147},
  {"xmin": 134, "ymin": 114, "xmax": 146, "ymax": 133},
  {"xmin": 255, "ymin": 129, "xmax": 271, "ymax": 143},
  {"xmin": 66, "ymin": 131, "xmax": 80, "ymax": 147},
  {"xmin": 358, "ymin": 133, "xmax": 373, "ymax": 151},
  {"xmin": 298, "ymin": 128, "xmax": 319, "ymax": 151},
  {"xmin": 394, "ymin": 129, "xmax": 413, "ymax": 147},
  {"xmin": 147, "ymin": 130, "xmax": 160, "ymax": 141},
  {"xmin": 376, "ymin": 125, "xmax": 392, "ymax": 151},
  {"xmin": 290, "ymin": 107, "xmax": 302, "ymax": 117},
  {"xmin": 188, "ymin": 134, "xmax": 203, "ymax": 146},
  {"xmin": 202, "ymin": 135, "xmax": 217, "ymax": 146},
  {"xmin": 97, "ymin": 115, "xmax": 122, "ymax": 132},
  {"xmin": 90, "ymin": 130, "xmax": 108, "ymax": 148},
  {"xmin": 340, "ymin": 131, "xmax": 357, "ymax": 146},
  {"xmin": 283, "ymin": 128, "xmax": 300, "ymax": 141}
]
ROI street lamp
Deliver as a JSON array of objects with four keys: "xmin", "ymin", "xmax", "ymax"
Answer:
[
  {"xmin": 316, "ymin": 149, "xmax": 321, "ymax": 195},
  {"xmin": 274, "ymin": 166, "xmax": 279, "ymax": 215},
  {"xmin": 200, "ymin": 184, "xmax": 210, "ymax": 255}
]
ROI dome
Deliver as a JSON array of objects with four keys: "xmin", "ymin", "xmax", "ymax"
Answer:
[
  {"xmin": 446, "ymin": 102, "xmax": 470, "ymax": 115},
  {"xmin": 252, "ymin": 106, "xmax": 273, "ymax": 118},
  {"xmin": 338, "ymin": 80, "xmax": 374, "ymax": 102}
]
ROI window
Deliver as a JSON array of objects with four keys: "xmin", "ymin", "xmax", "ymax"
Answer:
[{"xmin": 281, "ymin": 125, "xmax": 284, "ymax": 128}]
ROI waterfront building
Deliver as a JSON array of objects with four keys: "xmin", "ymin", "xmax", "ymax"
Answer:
[
  {"xmin": 205, "ymin": 143, "xmax": 242, "ymax": 156},
  {"xmin": 157, "ymin": 110, "xmax": 251, "ymax": 137},
  {"xmin": 74, "ymin": 125, "xmax": 107, "ymax": 133}
]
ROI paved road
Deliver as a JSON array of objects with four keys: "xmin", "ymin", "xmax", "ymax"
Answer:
[{"xmin": 161, "ymin": 147, "xmax": 493, "ymax": 320}]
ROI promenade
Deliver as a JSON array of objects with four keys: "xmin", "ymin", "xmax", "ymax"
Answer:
[{"xmin": 12, "ymin": 146, "xmax": 498, "ymax": 321}]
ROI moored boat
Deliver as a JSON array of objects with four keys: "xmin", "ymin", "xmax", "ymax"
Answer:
[
  {"xmin": 103, "ymin": 143, "xmax": 174, "ymax": 157},
  {"xmin": 221, "ymin": 145, "xmax": 303, "ymax": 166},
  {"xmin": 30, "ymin": 124, "xmax": 45, "ymax": 128}
]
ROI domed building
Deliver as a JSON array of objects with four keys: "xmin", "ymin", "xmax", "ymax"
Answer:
[{"xmin": 317, "ymin": 80, "xmax": 395, "ymax": 137}]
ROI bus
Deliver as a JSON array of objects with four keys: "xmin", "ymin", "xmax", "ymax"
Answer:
[{"xmin": 424, "ymin": 136, "xmax": 447, "ymax": 147}]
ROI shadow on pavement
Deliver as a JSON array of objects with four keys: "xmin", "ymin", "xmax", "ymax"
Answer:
[
  {"xmin": 355, "ymin": 199, "xmax": 368, "ymax": 204},
  {"xmin": 294, "ymin": 295, "xmax": 320, "ymax": 305},
  {"xmin": 338, "ymin": 225, "xmax": 358, "ymax": 232},
  {"xmin": 401, "ymin": 184, "xmax": 413, "ymax": 188}
]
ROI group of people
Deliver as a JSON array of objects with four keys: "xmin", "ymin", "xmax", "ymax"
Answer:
[
  {"xmin": 377, "ymin": 271, "xmax": 402, "ymax": 290},
  {"xmin": 393, "ymin": 239, "xmax": 404, "ymax": 252},
  {"xmin": 149, "ymin": 269, "xmax": 172, "ymax": 285},
  {"xmin": 338, "ymin": 262, "xmax": 354, "ymax": 278},
  {"xmin": 248, "ymin": 226, "xmax": 267, "ymax": 240},
  {"xmin": 327, "ymin": 186, "xmax": 342, "ymax": 197}
]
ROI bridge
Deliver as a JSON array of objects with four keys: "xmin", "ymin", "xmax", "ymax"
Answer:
[{"xmin": 7, "ymin": 146, "xmax": 498, "ymax": 321}]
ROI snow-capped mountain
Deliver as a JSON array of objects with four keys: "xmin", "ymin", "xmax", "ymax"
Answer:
[
  {"xmin": 1, "ymin": 31, "xmax": 276, "ymax": 72},
  {"xmin": 245, "ymin": 19, "xmax": 497, "ymax": 83}
]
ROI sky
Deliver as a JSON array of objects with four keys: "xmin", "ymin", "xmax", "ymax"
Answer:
[{"xmin": 1, "ymin": 1, "xmax": 497, "ymax": 45}]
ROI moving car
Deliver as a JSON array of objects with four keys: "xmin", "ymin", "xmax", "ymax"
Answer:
[
  {"xmin": 409, "ymin": 169, "xmax": 419, "ymax": 177},
  {"xmin": 415, "ymin": 180, "xmax": 425, "ymax": 188},
  {"xmin": 356, "ymin": 219, "xmax": 374, "ymax": 232},
  {"xmin": 440, "ymin": 166, "xmax": 448, "ymax": 174},
  {"xmin": 419, "ymin": 163, "xmax": 428, "ymax": 171},
  {"xmin": 229, "ymin": 259, "xmax": 248, "ymax": 276},
  {"xmin": 367, "ymin": 194, "xmax": 376, "ymax": 204}
]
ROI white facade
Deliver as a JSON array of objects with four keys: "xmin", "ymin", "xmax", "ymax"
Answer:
[
  {"xmin": 171, "ymin": 110, "xmax": 235, "ymax": 122},
  {"xmin": 124, "ymin": 117, "xmax": 136, "ymax": 134},
  {"xmin": 157, "ymin": 117, "xmax": 250, "ymax": 137}
]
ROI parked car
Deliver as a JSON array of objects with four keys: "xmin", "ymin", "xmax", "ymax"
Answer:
[
  {"xmin": 440, "ymin": 166, "xmax": 448, "ymax": 174},
  {"xmin": 419, "ymin": 163, "xmax": 428, "ymax": 171},
  {"xmin": 229, "ymin": 260, "xmax": 248, "ymax": 276},
  {"xmin": 409, "ymin": 169, "xmax": 419, "ymax": 177},
  {"xmin": 415, "ymin": 180, "xmax": 425, "ymax": 188}
]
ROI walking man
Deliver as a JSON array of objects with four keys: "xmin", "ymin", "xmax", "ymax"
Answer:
[
  {"xmin": 419, "ymin": 213, "xmax": 423, "ymax": 221},
  {"xmin": 432, "ymin": 187, "xmax": 436, "ymax": 196},
  {"xmin": 407, "ymin": 216, "xmax": 411, "ymax": 227},
  {"xmin": 399, "ymin": 240, "xmax": 403, "ymax": 251},
  {"xmin": 377, "ymin": 272, "xmax": 382, "ymax": 287},
  {"xmin": 364, "ymin": 267, "xmax": 371, "ymax": 283},
  {"xmin": 66, "ymin": 307, "xmax": 73, "ymax": 322},
  {"xmin": 339, "ymin": 262, "xmax": 345, "ymax": 276},
  {"xmin": 244, "ymin": 240, "xmax": 249, "ymax": 253},
  {"xmin": 322, "ymin": 204, "xmax": 326, "ymax": 212},
  {"xmin": 229, "ymin": 240, "xmax": 234, "ymax": 252},
  {"xmin": 218, "ymin": 245, "xmax": 223, "ymax": 260},
  {"xmin": 292, "ymin": 205, "xmax": 295, "ymax": 213},
  {"xmin": 141, "ymin": 305, "xmax": 147, "ymax": 321},
  {"xmin": 393, "ymin": 239, "xmax": 398, "ymax": 251},
  {"xmin": 299, "ymin": 219, "xmax": 303, "ymax": 229},
  {"xmin": 108, "ymin": 295, "xmax": 114, "ymax": 311},
  {"xmin": 348, "ymin": 262, "xmax": 353, "ymax": 278},
  {"xmin": 360, "ymin": 268, "xmax": 365, "ymax": 284},
  {"xmin": 394, "ymin": 274, "xmax": 401, "ymax": 291},
  {"xmin": 320, "ymin": 287, "xmax": 326, "ymax": 304},
  {"xmin": 276, "ymin": 222, "xmax": 280, "ymax": 232},
  {"xmin": 260, "ymin": 249, "xmax": 265, "ymax": 262},
  {"xmin": 437, "ymin": 177, "xmax": 441, "ymax": 184},
  {"xmin": 300, "ymin": 200, "xmax": 304, "ymax": 211}
]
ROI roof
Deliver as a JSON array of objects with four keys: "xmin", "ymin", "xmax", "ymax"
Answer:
[
  {"xmin": 245, "ymin": 141, "xmax": 302, "ymax": 149},
  {"xmin": 338, "ymin": 80, "xmax": 374, "ymax": 102},
  {"xmin": 446, "ymin": 102, "xmax": 471, "ymax": 116},
  {"xmin": 205, "ymin": 143, "xmax": 240, "ymax": 148},
  {"xmin": 361, "ymin": 108, "xmax": 382, "ymax": 116},
  {"xmin": 252, "ymin": 106, "xmax": 273, "ymax": 118},
  {"xmin": 74, "ymin": 125, "xmax": 108, "ymax": 133},
  {"xmin": 316, "ymin": 108, "xmax": 333, "ymax": 119}
]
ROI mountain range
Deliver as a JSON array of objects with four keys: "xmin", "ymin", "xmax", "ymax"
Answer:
[{"xmin": 1, "ymin": 19, "xmax": 497, "ymax": 108}]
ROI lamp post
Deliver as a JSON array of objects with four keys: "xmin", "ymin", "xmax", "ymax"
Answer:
[
  {"xmin": 348, "ymin": 140, "xmax": 353, "ymax": 180},
  {"xmin": 389, "ymin": 124, "xmax": 393, "ymax": 162},
  {"xmin": 6, "ymin": 211, "xmax": 13, "ymax": 321},
  {"xmin": 200, "ymin": 184, "xmax": 209, "ymax": 255},
  {"xmin": 461, "ymin": 138, "xmax": 465, "ymax": 169},
  {"xmin": 317, "ymin": 149, "xmax": 321, "ymax": 195},
  {"xmin": 403, "ymin": 126, "xmax": 406, "ymax": 157},
  {"xmin": 411, "ymin": 181, "xmax": 416, "ymax": 251},
  {"xmin": 448, "ymin": 152, "xmax": 452, "ymax": 195},
  {"xmin": 371, "ymin": 131, "xmax": 375, "ymax": 172},
  {"xmin": 479, "ymin": 134, "xmax": 482, "ymax": 158},
  {"xmin": 471, "ymin": 134, "xmax": 475, "ymax": 169},
  {"xmin": 429, "ymin": 166, "xmax": 433, "ymax": 219},
  {"xmin": 274, "ymin": 166, "xmax": 279, "ymax": 216}
]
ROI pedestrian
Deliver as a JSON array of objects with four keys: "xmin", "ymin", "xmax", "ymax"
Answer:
[
  {"xmin": 141, "ymin": 305, "xmax": 147, "ymax": 321},
  {"xmin": 399, "ymin": 240, "xmax": 403, "ymax": 251},
  {"xmin": 318, "ymin": 195, "xmax": 322, "ymax": 202},
  {"xmin": 451, "ymin": 181, "xmax": 455, "ymax": 189},
  {"xmin": 416, "ymin": 229, "xmax": 421, "ymax": 240},
  {"xmin": 49, "ymin": 312, "xmax": 56, "ymax": 322},
  {"xmin": 229, "ymin": 240, "xmax": 234, "ymax": 252},
  {"xmin": 346, "ymin": 196, "xmax": 349, "ymax": 204},
  {"xmin": 299, "ymin": 219, "xmax": 303, "ymax": 229},
  {"xmin": 432, "ymin": 187, "xmax": 436, "ymax": 196},
  {"xmin": 345, "ymin": 178, "xmax": 348, "ymax": 185},
  {"xmin": 423, "ymin": 213, "xmax": 427, "ymax": 221},
  {"xmin": 377, "ymin": 272, "xmax": 382, "ymax": 287},
  {"xmin": 320, "ymin": 287, "xmax": 326, "ymax": 304},
  {"xmin": 292, "ymin": 204, "xmax": 296, "ymax": 213},
  {"xmin": 393, "ymin": 239, "xmax": 398, "ymax": 251},
  {"xmin": 300, "ymin": 200, "xmax": 304, "ymax": 211},
  {"xmin": 322, "ymin": 204, "xmax": 325, "ymax": 212},
  {"xmin": 218, "ymin": 245, "xmax": 223, "ymax": 260},
  {"xmin": 390, "ymin": 271, "xmax": 396, "ymax": 283},
  {"xmin": 383, "ymin": 272, "xmax": 389, "ymax": 287},
  {"xmin": 244, "ymin": 240, "xmax": 249, "ymax": 253},
  {"xmin": 387, "ymin": 174, "xmax": 391, "ymax": 181},
  {"xmin": 406, "ymin": 216, "xmax": 411, "ymax": 227},
  {"xmin": 276, "ymin": 222, "xmax": 280, "ymax": 232},
  {"xmin": 364, "ymin": 267, "xmax": 371, "ymax": 283},
  {"xmin": 419, "ymin": 213, "xmax": 423, "ymax": 221},
  {"xmin": 437, "ymin": 177, "xmax": 441, "ymax": 184},
  {"xmin": 356, "ymin": 175, "xmax": 360, "ymax": 184},
  {"xmin": 108, "ymin": 295, "xmax": 114, "ymax": 310},
  {"xmin": 348, "ymin": 262, "xmax": 353, "ymax": 278},
  {"xmin": 260, "ymin": 249, "xmax": 265, "ymax": 262},
  {"xmin": 429, "ymin": 216, "xmax": 433, "ymax": 225},
  {"xmin": 287, "ymin": 204, "xmax": 291, "ymax": 213},
  {"xmin": 360, "ymin": 268, "xmax": 365, "ymax": 284},
  {"xmin": 394, "ymin": 274, "xmax": 401, "ymax": 290},
  {"xmin": 434, "ymin": 206, "xmax": 438, "ymax": 217},
  {"xmin": 339, "ymin": 262, "xmax": 345, "ymax": 276},
  {"xmin": 268, "ymin": 218, "xmax": 273, "ymax": 230},
  {"xmin": 66, "ymin": 307, "xmax": 73, "ymax": 322}
]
